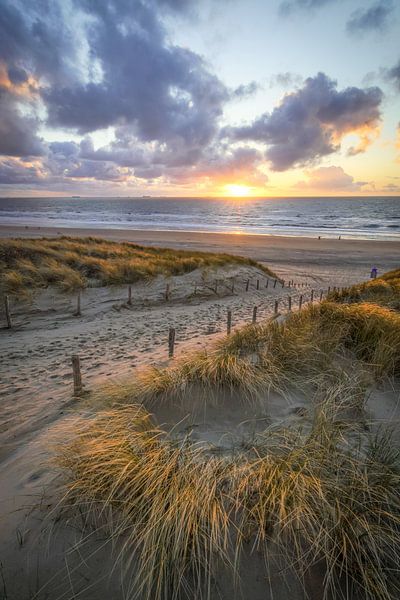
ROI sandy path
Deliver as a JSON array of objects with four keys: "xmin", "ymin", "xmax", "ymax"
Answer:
[{"xmin": 1, "ymin": 264, "xmax": 317, "ymax": 458}]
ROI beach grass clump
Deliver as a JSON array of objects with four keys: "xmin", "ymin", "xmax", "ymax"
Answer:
[
  {"xmin": 237, "ymin": 415, "xmax": 400, "ymax": 600},
  {"xmin": 97, "ymin": 299, "xmax": 400, "ymax": 411},
  {"xmin": 56, "ymin": 402, "xmax": 400, "ymax": 600},
  {"xmin": 0, "ymin": 236, "xmax": 276, "ymax": 295},
  {"xmin": 329, "ymin": 268, "xmax": 400, "ymax": 311},
  {"xmin": 56, "ymin": 406, "xmax": 232, "ymax": 600}
]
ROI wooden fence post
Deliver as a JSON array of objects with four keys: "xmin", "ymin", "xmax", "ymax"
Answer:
[
  {"xmin": 274, "ymin": 299, "xmax": 279, "ymax": 314},
  {"xmin": 227, "ymin": 310, "xmax": 232, "ymax": 335},
  {"xmin": 214, "ymin": 280, "xmax": 218, "ymax": 294},
  {"xmin": 328, "ymin": 286, "xmax": 331, "ymax": 294},
  {"xmin": 273, "ymin": 279, "xmax": 277, "ymax": 288},
  {"xmin": 168, "ymin": 327, "xmax": 175, "ymax": 358},
  {"xmin": 266, "ymin": 279, "xmax": 269, "ymax": 289},
  {"xmin": 252, "ymin": 306, "xmax": 258, "ymax": 323},
  {"xmin": 281, "ymin": 280, "xmax": 285, "ymax": 288},
  {"xmin": 256, "ymin": 279, "xmax": 260, "ymax": 290},
  {"xmin": 320, "ymin": 290, "xmax": 323, "ymax": 302},
  {"xmin": 127, "ymin": 285, "xmax": 132, "ymax": 306},
  {"xmin": 245, "ymin": 279, "xmax": 250, "ymax": 292},
  {"xmin": 71, "ymin": 355, "xmax": 83, "ymax": 396},
  {"xmin": 165, "ymin": 284, "xmax": 170, "ymax": 301},
  {"xmin": 310, "ymin": 289, "xmax": 314, "ymax": 303},
  {"xmin": 288, "ymin": 281, "xmax": 291, "ymax": 288},
  {"xmin": 74, "ymin": 291, "xmax": 81, "ymax": 316},
  {"xmin": 231, "ymin": 279, "xmax": 235, "ymax": 293},
  {"xmin": 4, "ymin": 295, "xmax": 12, "ymax": 329},
  {"xmin": 299, "ymin": 295, "xmax": 303, "ymax": 310},
  {"xmin": 288, "ymin": 296, "xmax": 292, "ymax": 311}
]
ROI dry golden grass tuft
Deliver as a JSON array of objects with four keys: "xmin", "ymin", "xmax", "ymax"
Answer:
[
  {"xmin": 56, "ymin": 401, "xmax": 400, "ymax": 600},
  {"xmin": 0, "ymin": 236, "xmax": 276, "ymax": 295},
  {"xmin": 329, "ymin": 268, "xmax": 400, "ymax": 312},
  {"xmin": 92, "ymin": 300, "xmax": 400, "ymax": 411},
  {"xmin": 54, "ymin": 269, "xmax": 400, "ymax": 599}
]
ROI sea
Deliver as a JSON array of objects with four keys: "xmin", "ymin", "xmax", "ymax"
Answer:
[{"xmin": 0, "ymin": 196, "xmax": 399, "ymax": 240}]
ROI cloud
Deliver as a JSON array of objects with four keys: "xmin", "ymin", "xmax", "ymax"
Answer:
[
  {"xmin": 0, "ymin": 157, "xmax": 44, "ymax": 184},
  {"xmin": 43, "ymin": 0, "xmax": 228, "ymax": 151},
  {"xmin": 383, "ymin": 59, "xmax": 400, "ymax": 92},
  {"xmin": 346, "ymin": 1, "xmax": 394, "ymax": 35},
  {"xmin": 0, "ymin": 87, "xmax": 45, "ymax": 157},
  {"xmin": 294, "ymin": 165, "xmax": 368, "ymax": 191},
  {"xmin": 170, "ymin": 146, "xmax": 268, "ymax": 187},
  {"xmin": 0, "ymin": 0, "xmax": 228, "ymax": 167},
  {"xmin": 383, "ymin": 183, "xmax": 400, "ymax": 192},
  {"xmin": 231, "ymin": 81, "xmax": 261, "ymax": 100},
  {"xmin": 224, "ymin": 72, "xmax": 383, "ymax": 171},
  {"xmin": 279, "ymin": 0, "xmax": 337, "ymax": 16},
  {"xmin": 0, "ymin": 0, "xmax": 390, "ymax": 192},
  {"xmin": 269, "ymin": 72, "xmax": 303, "ymax": 88}
]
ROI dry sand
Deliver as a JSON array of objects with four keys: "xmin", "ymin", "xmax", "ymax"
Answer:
[
  {"xmin": 1, "ymin": 223, "xmax": 400, "ymax": 283},
  {"xmin": 1, "ymin": 226, "xmax": 400, "ymax": 599}
]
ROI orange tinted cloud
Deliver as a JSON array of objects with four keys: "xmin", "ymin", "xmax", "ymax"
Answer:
[{"xmin": 0, "ymin": 62, "xmax": 39, "ymax": 98}]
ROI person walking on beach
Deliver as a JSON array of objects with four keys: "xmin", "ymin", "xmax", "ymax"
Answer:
[{"xmin": 371, "ymin": 266, "xmax": 378, "ymax": 279}]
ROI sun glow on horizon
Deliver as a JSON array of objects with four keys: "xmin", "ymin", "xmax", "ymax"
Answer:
[{"xmin": 223, "ymin": 184, "xmax": 252, "ymax": 197}]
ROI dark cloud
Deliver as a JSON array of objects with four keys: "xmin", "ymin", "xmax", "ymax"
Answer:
[
  {"xmin": 384, "ymin": 59, "xmax": 400, "ymax": 92},
  {"xmin": 43, "ymin": 0, "xmax": 228, "ymax": 151},
  {"xmin": 231, "ymin": 81, "xmax": 261, "ymax": 99},
  {"xmin": 346, "ymin": 1, "xmax": 394, "ymax": 35},
  {"xmin": 0, "ymin": 88, "xmax": 45, "ymax": 157},
  {"xmin": 7, "ymin": 65, "xmax": 28, "ymax": 84},
  {"xmin": 0, "ymin": 0, "xmax": 228, "ymax": 170},
  {"xmin": 0, "ymin": 0, "xmax": 390, "ymax": 190},
  {"xmin": 63, "ymin": 161, "xmax": 132, "ymax": 181},
  {"xmin": 223, "ymin": 72, "xmax": 383, "ymax": 171}
]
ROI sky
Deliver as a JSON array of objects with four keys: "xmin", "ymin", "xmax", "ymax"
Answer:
[{"xmin": 0, "ymin": 0, "xmax": 399, "ymax": 197}]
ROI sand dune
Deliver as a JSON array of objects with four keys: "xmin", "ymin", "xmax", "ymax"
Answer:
[{"xmin": 1, "ymin": 230, "xmax": 400, "ymax": 599}]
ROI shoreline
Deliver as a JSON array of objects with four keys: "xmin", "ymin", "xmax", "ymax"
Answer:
[
  {"xmin": 0, "ymin": 222, "xmax": 399, "ymax": 242},
  {"xmin": 1, "ymin": 222, "xmax": 400, "ymax": 244}
]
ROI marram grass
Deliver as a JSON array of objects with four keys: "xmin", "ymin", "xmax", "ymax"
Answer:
[
  {"xmin": 56, "ymin": 402, "xmax": 400, "ymax": 600},
  {"xmin": 329, "ymin": 268, "xmax": 400, "ymax": 312},
  {"xmin": 55, "ymin": 271, "xmax": 400, "ymax": 598},
  {"xmin": 0, "ymin": 236, "xmax": 276, "ymax": 294},
  {"xmin": 92, "ymin": 300, "xmax": 400, "ymax": 411}
]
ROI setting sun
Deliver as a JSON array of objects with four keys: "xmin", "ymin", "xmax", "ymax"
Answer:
[{"xmin": 224, "ymin": 184, "xmax": 251, "ymax": 197}]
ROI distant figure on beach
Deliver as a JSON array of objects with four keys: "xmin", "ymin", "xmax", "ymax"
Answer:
[
  {"xmin": 371, "ymin": 266, "xmax": 378, "ymax": 279},
  {"xmin": 338, "ymin": 235, "xmax": 341, "ymax": 240},
  {"xmin": 318, "ymin": 235, "xmax": 321, "ymax": 240}
]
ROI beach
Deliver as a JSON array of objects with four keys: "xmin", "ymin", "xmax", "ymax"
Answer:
[
  {"xmin": 1, "ymin": 226, "xmax": 399, "ymax": 453},
  {"xmin": 1, "ymin": 228, "xmax": 400, "ymax": 599},
  {"xmin": 1, "ymin": 223, "xmax": 399, "ymax": 282}
]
